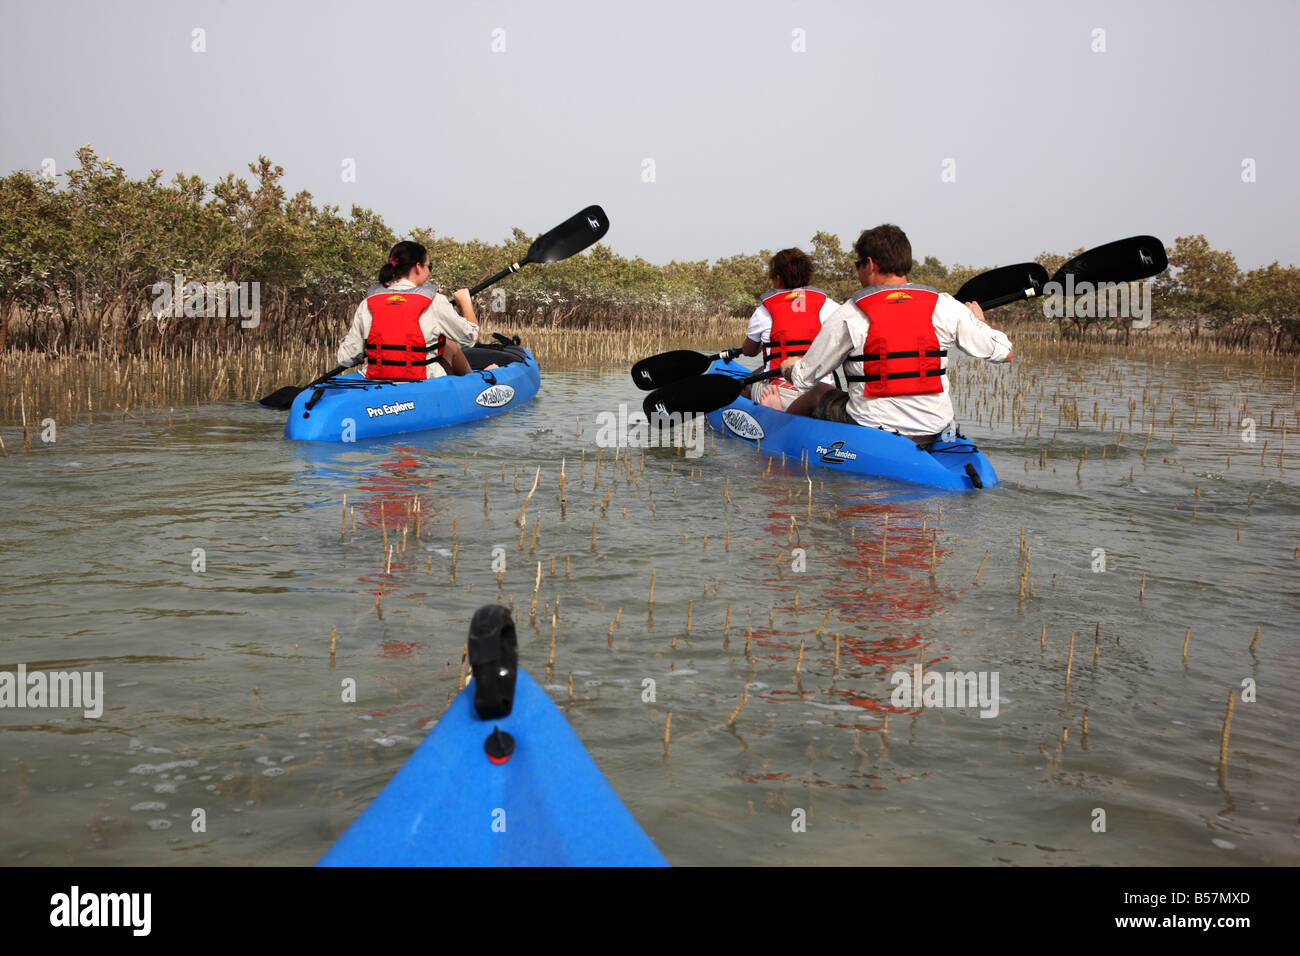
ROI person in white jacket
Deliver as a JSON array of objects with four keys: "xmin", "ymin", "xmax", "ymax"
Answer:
[
  {"xmin": 781, "ymin": 224, "xmax": 1013, "ymax": 440},
  {"xmin": 338, "ymin": 241, "xmax": 487, "ymax": 379}
]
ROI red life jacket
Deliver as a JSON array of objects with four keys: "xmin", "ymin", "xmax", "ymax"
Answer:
[
  {"xmin": 760, "ymin": 287, "xmax": 828, "ymax": 373},
  {"xmin": 845, "ymin": 285, "xmax": 947, "ymax": 398},
  {"xmin": 363, "ymin": 285, "xmax": 444, "ymax": 380}
]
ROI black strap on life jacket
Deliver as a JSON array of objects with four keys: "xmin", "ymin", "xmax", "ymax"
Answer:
[
  {"xmin": 764, "ymin": 338, "xmax": 815, "ymax": 364},
  {"xmin": 364, "ymin": 335, "xmax": 446, "ymax": 367},
  {"xmin": 844, "ymin": 348, "xmax": 947, "ymax": 382}
]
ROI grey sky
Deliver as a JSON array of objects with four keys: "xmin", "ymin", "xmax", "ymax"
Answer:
[{"xmin": 2, "ymin": 0, "xmax": 1296, "ymax": 270}]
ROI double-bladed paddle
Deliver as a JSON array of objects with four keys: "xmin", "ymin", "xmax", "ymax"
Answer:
[
  {"xmin": 643, "ymin": 236, "xmax": 1168, "ymax": 418},
  {"xmin": 257, "ymin": 205, "xmax": 610, "ymax": 409},
  {"xmin": 959, "ymin": 236, "xmax": 1168, "ymax": 310}
]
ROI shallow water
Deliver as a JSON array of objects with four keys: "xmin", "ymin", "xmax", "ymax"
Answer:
[{"xmin": 1, "ymin": 352, "xmax": 1297, "ymax": 866}]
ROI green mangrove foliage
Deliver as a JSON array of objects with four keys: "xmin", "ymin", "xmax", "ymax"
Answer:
[{"xmin": 1, "ymin": 148, "xmax": 1296, "ymax": 354}]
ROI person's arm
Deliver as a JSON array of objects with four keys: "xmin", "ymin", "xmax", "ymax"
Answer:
[
  {"xmin": 964, "ymin": 301, "xmax": 1013, "ymax": 362},
  {"xmin": 743, "ymin": 304, "xmax": 771, "ymax": 356},
  {"xmin": 452, "ymin": 289, "xmax": 479, "ymax": 333},
  {"xmin": 938, "ymin": 294, "xmax": 1013, "ymax": 363},
  {"xmin": 429, "ymin": 292, "xmax": 480, "ymax": 347},
  {"xmin": 338, "ymin": 301, "xmax": 368, "ymax": 367},
  {"xmin": 782, "ymin": 309, "xmax": 853, "ymax": 388}
]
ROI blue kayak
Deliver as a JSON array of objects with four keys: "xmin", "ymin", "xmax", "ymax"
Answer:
[
  {"xmin": 320, "ymin": 607, "xmax": 667, "ymax": 866},
  {"xmin": 286, "ymin": 345, "xmax": 541, "ymax": 442},
  {"xmin": 703, "ymin": 358, "xmax": 998, "ymax": 491}
]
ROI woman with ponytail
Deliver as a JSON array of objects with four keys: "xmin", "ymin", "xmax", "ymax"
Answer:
[{"xmin": 338, "ymin": 241, "xmax": 487, "ymax": 379}]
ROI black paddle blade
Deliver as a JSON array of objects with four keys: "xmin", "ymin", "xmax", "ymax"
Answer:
[
  {"xmin": 955, "ymin": 262, "xmax": 1048, "ymax": 304},
  {"xmin": 258, "ymin": 386, "xmax": 303, "ymax": 410},
  {"xmin": 643, "ymin": 374, "xmax": 749, "ymax": 419},
  {"xmin": 1052, "ymin": 235, "xmax": 1168, "ymax": 287},
  {"xmin": 525, "ymin": 205, "xmax": 609, "ymax": 265},
  {"xmin": 630, "ymin": 350, "xmax": 717, "ymax": 390}
]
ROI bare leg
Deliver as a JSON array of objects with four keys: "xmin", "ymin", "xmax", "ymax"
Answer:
[
  {"xmin": 786, "ymin": 382, "xmax": 833, "ymax": 418},
  {"xmin": 437, "ymin": 340, "xmax": 472, "ymax": 376}
]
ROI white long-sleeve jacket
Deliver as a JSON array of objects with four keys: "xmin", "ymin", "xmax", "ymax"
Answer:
[
  {"xmin": 338, "ymin": 279, "xmax": 480, "ymax": 378},
  {"xmin": 789, "ymin": 286, "xmax": 1012, "ymax": 436}
]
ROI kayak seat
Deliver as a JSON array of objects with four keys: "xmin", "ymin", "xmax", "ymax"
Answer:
[{"xmin": 465, "ymin": 343, "xmax": 529, "ymax": 370}]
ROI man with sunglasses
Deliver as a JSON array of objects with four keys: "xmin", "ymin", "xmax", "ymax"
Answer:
[{"xmin": 779, "ymin": 224, "xmax": 1013, "ymax": 441}]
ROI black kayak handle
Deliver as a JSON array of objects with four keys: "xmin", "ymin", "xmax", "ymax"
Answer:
[{"xmin": 467, "ymin": 605, "xmax": 518, "ymax": 720}]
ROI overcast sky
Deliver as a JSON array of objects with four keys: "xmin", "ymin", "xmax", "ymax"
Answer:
[{"xmin": 2, "ymin": 0, "xmax": 1296, "ymax": 270}]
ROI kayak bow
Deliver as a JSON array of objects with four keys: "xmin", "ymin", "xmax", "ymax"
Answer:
[{"xmin": 320, "ymin": 606, "xmax": 668, "ymax": 867}]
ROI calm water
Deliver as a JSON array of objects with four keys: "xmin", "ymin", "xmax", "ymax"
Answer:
[{"xmin": 1, "ymin": 353, "xmax": 1297, "ymax": 865}]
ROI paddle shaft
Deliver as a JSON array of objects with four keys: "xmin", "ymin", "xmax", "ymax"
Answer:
[
  {"xmin": 469, "ymin": 205, "xmax": 607, "ymax": 296},
  {"xmin": 305, "ymin": 363, "xmax": 351, "ymax": 385},
  {"xmin": 977, "ymin": 285, "xmax": 1045, "ymax": 311},
  {"xmin": 469, "ymin": 264, "xmax": 522, "ymax": 297},
  {"xmin": 738, "ymin": 368, "xmax": 783, "ymax": 387}
]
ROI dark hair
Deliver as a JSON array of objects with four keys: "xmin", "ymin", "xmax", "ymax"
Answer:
[
  {"xmin": 769, "ymin": 248, "xmax": 813, "ymax": 289},
  {"xmin": 379, "ymin": 241, "xmax": 428, "ymax": 284},
  {"xmin": 853, "ymin": 225, "xmax": 912, "ymax": 277}
]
